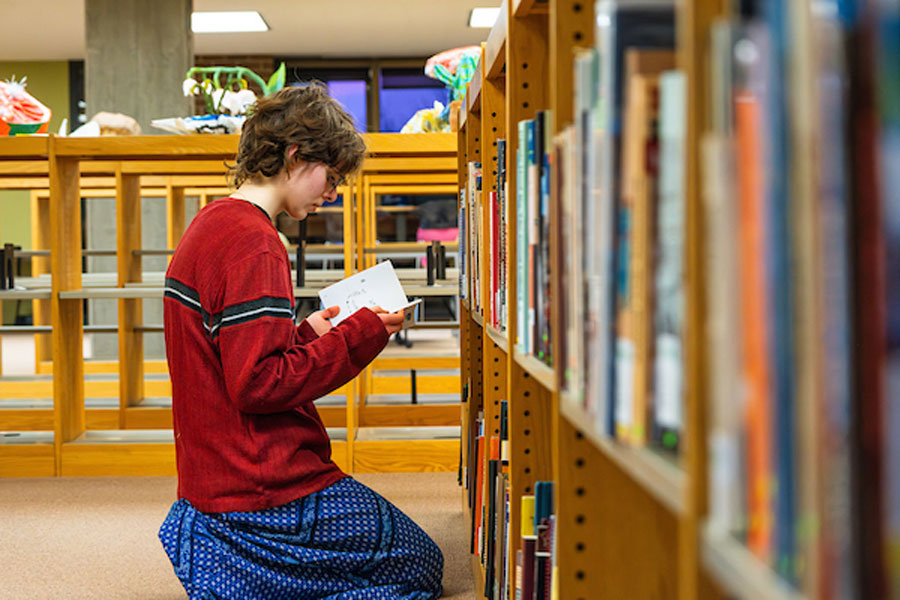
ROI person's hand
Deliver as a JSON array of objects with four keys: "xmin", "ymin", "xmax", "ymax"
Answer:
[
  {"xmin": 307, "ymin": 306, "xmax": 340, "ymax": 337},
  {"xmin": 371, "ymin": 306, "xmax": 404, "ymax": 335}
]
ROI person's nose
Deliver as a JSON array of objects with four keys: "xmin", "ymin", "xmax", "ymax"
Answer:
[{"xmin": 323, "ymin": 187, "xmax": 339, "ymax": 203}]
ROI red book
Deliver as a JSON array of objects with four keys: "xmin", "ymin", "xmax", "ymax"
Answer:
[
  {"xmin": 474, "ymin": 435, "xmax": 485, "ymax": 557},
  {"xmin": 735, "ymin": 92, "xmax": 773, "ymax": 560}
]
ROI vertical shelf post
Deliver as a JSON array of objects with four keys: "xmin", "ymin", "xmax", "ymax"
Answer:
[
  {"xmin": 49, "ymin": 136, "xmax": 85, "ymax": 467},
  {"xmin": 117, "ymin": 168, "xmax": 144, "ymax": 426},
  {"xmin": 679, "ymin": 0, "xmax": 729, "ymax": 597}
]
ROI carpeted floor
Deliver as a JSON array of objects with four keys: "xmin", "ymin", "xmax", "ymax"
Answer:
[{"xmin": 0, "ymin": 472, "xmax": 474, "ymax": 599}]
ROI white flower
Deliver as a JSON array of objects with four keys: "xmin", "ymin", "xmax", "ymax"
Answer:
[
  {"xmin": 228, "ymin": 89, "xmax": 257, "ymax": 115},
  {"xmin": 182, "ymin": 78, "xmax": 198, "ymax": 96},
  {"xmin": 210, "ymin": 88, "xmax": 227, "ymax": 112}
]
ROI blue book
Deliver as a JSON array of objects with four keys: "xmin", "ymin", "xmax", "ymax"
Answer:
[{"xmin": 757, "ymin": 2, "xmax": 798, "ymax": 581}]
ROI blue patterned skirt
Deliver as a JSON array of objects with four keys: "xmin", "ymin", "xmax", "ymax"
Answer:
[{"xmin": 158, "ymin": 477, "xmax": 444, "ymax": 599}]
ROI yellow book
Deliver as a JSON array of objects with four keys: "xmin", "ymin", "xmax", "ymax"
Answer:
[{"xmin": 520, "ymin": 495, "xmax": 536, "ymax": 537}]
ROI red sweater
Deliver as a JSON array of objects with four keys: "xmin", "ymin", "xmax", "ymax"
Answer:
[{"xmin": 164, "ymin": 198, "xmax": 388, "ymax": 513}]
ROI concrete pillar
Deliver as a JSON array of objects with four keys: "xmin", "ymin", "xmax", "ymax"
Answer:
[
  {"xmin": 85, "ymin": 0, "xmax": 193, "ymax": 133},
  {"xmin": 84, "ymin": 0, "xmax": 193, "ymax": 360}
]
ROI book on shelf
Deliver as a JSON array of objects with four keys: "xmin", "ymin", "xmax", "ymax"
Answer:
[
  {"xmin": 513, "ymin": 112, "xmax": 554, "ymax": 365},
  {"xmin": 533, "ymin": 481, "xmax": 554, "ymax": 600},
  {"xmin": 650, "ymin": 69, "xmax": 686, "ymax": 454},
  {"xmin": 699, "ymin": 2, "xmax": 900, "ymax": 593},
  {"xmin": 537, "ymin": 110, "xmax": 553, "ymax": 366},
  {"xmin": 459, "ymin": 186, "xmax": 467, "ymax": 302},
  {"xmin": 517, "ymin": 119, "xmax": 529, "ymax": 354},
  {"xmin": 527, "ymin": 117, "xmax": 538, "ymax": 357},
  {"xmin": 586, "ymin": 1, "xmax": 677, "ymax": 438},
  {"xmin": 516, "ymin": 494, "xmax": 536, "ymax": 600},
  {"xmin": 466, "ymin": 162, "xmax": 483, "ymax": 316},
  {"xmin": 809, "ymin": 11, "xmax": 855, "ymax": 597},
  {"xmin": 486, "ymin": 137, "xmax": 509, "ymax": 334},
  {"xmin": 875, "ymin": 2, "xmax": 900, "ymax": 596},
  {"xmin": 613, "ymin": 48, "xmax": 673, "ymax": 446}
]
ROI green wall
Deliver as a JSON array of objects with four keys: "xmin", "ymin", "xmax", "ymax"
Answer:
[
  {"xmin": 0, "ymin": 61, "xmax": 70, "ymax": 135},
  {"xmin": 0, "ymin": 61, "xmax": 70, "ymax": 323}
]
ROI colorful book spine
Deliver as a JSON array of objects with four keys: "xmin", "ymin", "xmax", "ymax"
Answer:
[
  {"xmin": 517, "ymin": 120, "xmax": 529, "ymax": 353},
  {"xmin": 652, "ymin": 69, "xmax": 686, "ymax": 452}
]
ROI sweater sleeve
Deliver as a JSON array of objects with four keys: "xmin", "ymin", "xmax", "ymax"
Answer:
[
  {"xmin": 217, "ymin": 251, "xmax": 389, "ymax": 414},
  {"xmin": 296, "ymin": 319, "xmax": 319, "ymax": 343}
]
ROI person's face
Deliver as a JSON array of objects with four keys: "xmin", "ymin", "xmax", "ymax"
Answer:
[{"xmin": 281, "ymin": 158, "xmax": 343, "ymax": 220}]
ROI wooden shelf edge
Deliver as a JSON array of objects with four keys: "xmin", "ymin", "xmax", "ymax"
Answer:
[
  {"xmin": 471, "ymin": 544, "xmax": 487, "ymax": 597},
  {"xmin": 559, "ymin": 396, "xmax": 686, "ymax": 516},
  {"xmin": 468, "ymin": 57, "xmax": 484, "ymax": 115},
  {"xmin": 472, "ymin": 310, "xmax": 484, "ymax": 327},
  {"xmin": 512, "ymin": 0, "xmax": 549, "ymax": 18},
  {"xmin": 0, "ymin": 289, "xmax": 52, "ymax": 300},
  {"xmin": 0, "ymin": 136, "xmax": 49, "ymax": 159},
  {"xmin": 485, "ymin": 1, "xmax": 508, "ymax": 80},
  {"xmin": 59, "ymin": 287, "xmax": 163, "ymax": 300},
  {"xmin": 701, "ymin": 523, "xmax": 805, "ymax": 600},
  {"xmin": 512, "ymin": 348, "xmax": 556, "ymax": 391},
  {"xmin": 484, "ymin": 324, "xmax": 509, "ymax": 353}
]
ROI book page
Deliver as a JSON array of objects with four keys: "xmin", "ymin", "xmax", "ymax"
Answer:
[{"xmin": 318, "ymin": 260, "xmax": 418, "ymax": 326}]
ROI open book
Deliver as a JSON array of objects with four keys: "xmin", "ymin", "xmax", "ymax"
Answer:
[{"xmin": 318, "ymin": 260, "xmax": 422, "ymax": 329}]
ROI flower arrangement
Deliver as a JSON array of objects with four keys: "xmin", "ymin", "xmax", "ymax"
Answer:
[
  {"xmin": 182, "ymin": 63, "xmax": 286, "ymax": 116},
  {"xmin": 152, "ymin": 63, "xmax": 286, "ymax": 134}
]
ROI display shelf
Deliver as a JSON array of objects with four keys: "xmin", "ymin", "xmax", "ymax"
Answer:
[
  {"xmin": 363, "ymin": 242, "xmax": 460, "ymax": 253},
  {"xmin": 701, "ymin": 524, "xmax": 804, "ymax": 600},
  {"xmin": 53, "ymin": 135, "xmax": 239, "ymax": 160},
  {"xmin": 559, "ymin": 395, "xmax": 686, "ymax": 516},
  {"xmin": 1, "ymin": 132, "xmax": 463, "ymax": 478},
  {"xmin": 471, "ymin": 310, "xmax": 484, "ymax": 327},
  {"xmin": 0, "ymin": 289, "xmax": 52, "ymax": 300},
  {"xmin": 0, "ymin": 136, "xmax": 48, "ymax": 159},
  {"xmin": 512, "ymin": 348, "xmax": 556, "ymax": 392},
  {"xmin": 484, "ymin": 324, "xmax": 508, "ymax": 354},
  {"xmin": 355, "ymin": 426, "xmax": 460, "ymax": 441},
  {"xmin": 485, "ymin": 0, "xmax": 508, "ymax": 80},
  {"xmin": 58, "ymin": 287, "xmax": 163, "ymax": 300}
]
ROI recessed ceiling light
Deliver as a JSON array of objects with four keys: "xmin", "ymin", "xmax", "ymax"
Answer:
[
  {"xmin": 468, "ymin": 7, "xmax": 500, "ymax": 28},
  {"xmin": 191, "ymin": 11, "xmax": 269, "ymax": 33}
]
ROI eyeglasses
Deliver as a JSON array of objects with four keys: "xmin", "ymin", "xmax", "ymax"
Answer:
[{"xmin": 325, "ymin": 165, "xmax": 346, "ymax": 192}]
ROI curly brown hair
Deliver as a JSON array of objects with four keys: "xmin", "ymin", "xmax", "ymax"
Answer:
[{"xmin": 229, "ymin": 82, "xmax": 366, "ymax": 188}]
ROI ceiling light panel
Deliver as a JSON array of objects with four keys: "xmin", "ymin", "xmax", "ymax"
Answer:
[
  {"xmin": 191, "ymin": 11, "xmax": 269, "ymax": 33},
  {"xmin": 468, "ymin": 7, "xmax": 500, "ymax": 28}
]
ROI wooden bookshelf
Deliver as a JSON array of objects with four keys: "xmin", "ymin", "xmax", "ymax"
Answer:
[
  {"xmin": 460, "ymin": 0, "xmax": 891, "ymax": 596},
  {"xmin": 560, "ymin": 397, "xmax": 686, "ymax": 516},
  {"xmin": 455, "ymin": 0, "xmax": 817, "ymax": 598},
  {"xmin": 0, "ymin": 133, "xmax": 463, "ymax": 478}
]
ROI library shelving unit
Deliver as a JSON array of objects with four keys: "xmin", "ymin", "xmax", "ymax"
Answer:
[
  {"xmin": 0, "ymin": 132, "xmax": 463, "ymax": 478},
  {"xmin": 456, "ymin": 0, "xmax": 843, "ymax": 598}
]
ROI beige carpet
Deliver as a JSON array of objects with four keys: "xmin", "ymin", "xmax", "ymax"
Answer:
[{"xmin": 0, "ymin": 472, "xmax": 474, "ymax": 599}]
